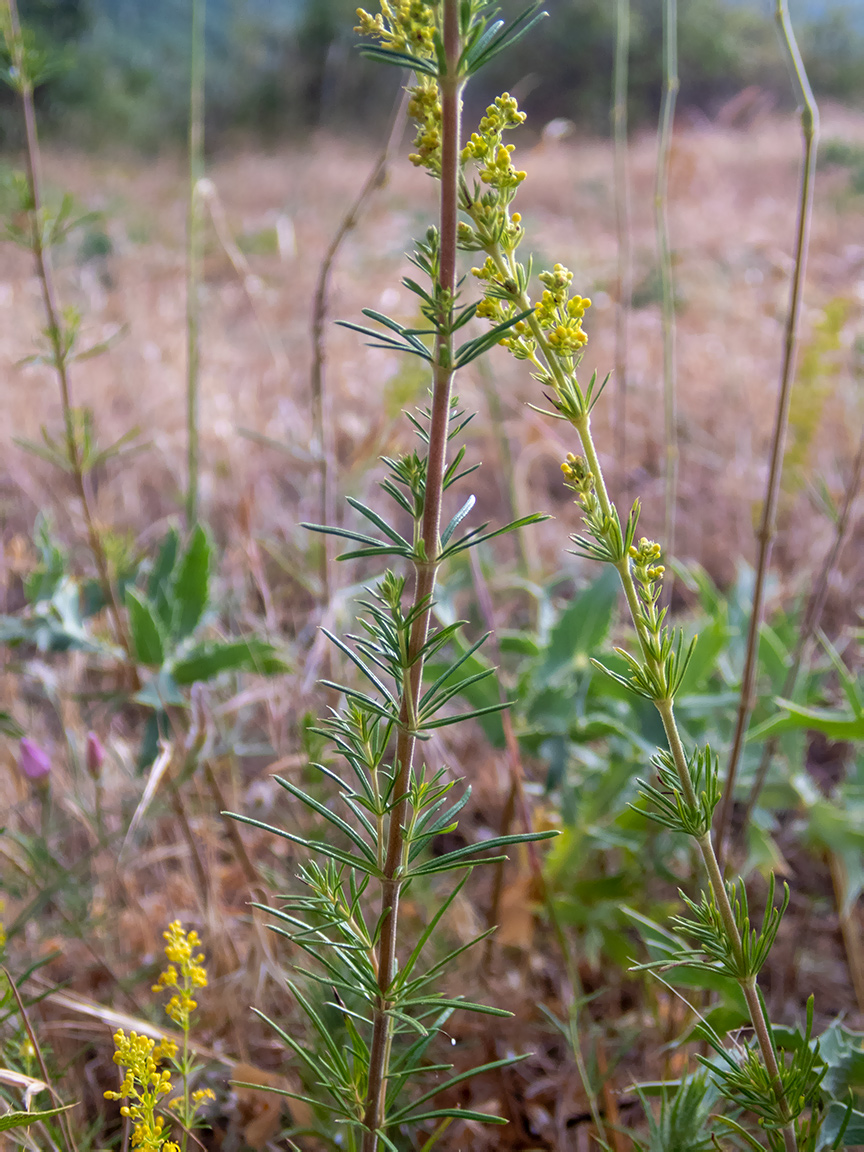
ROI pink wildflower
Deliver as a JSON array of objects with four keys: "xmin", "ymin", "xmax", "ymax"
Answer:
[
  {"xmin": 85, "ymin": 731, "xmax": 105, "ymax": 776},
  {"xmin": 18, "ymin": 738, "xmax": 51, "ymax": 781}
]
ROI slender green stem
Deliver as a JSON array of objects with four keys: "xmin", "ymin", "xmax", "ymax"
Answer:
[
  {"xmin": 181, "ymin": 1021, "xmax": 190, "ymax": 1152},
  {"xmin": 715, "ymin": 0, "xmax": 819, "ymax": 860},
  {"xmin": 586, "ymin": 422, "xmax": 799, "ymax": 1149},
  {"xmin": 360, "ymin": 7, "xmax": 462, "ymax": 1147},
  {"xmin": 186, "ymin": 0, "xmax": 206, "ymax": 528},
  {"xmin": 484, "ymin": 221, "xmax": 800, "ymax": 1144},
  {"xmin": 5, "ymin": 0, "xmax": 133, "ymax": 668},
  {"xmin": 612, "ymin": 0, "xmax": 632, "ymax": 476},
  {"xmin": 655, "ymin": 0, "xmax": 679, "ymax": 593}
]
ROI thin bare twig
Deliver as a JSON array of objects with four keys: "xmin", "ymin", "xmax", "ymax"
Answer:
[
  {"xmin": 310, "ymin": 85, "xmax": 408, "ymax": 605},
  {"xmin": 2, "ymin": 966, "xmax": 77, "ymax": 1152},
  {"xmin": 716, "ymin": 0, "xmax": 820, "ymax": 861},
  {"xmin": 612, "ymin": 0, "xmax": 632, "ymax": 481},
  {"xmin": 198, "ymin": 179, "xmax": 288, "ymax": 383},
  {"xmin": 5, "ymin": 0, "xmax": 134, "ymax": 671}
]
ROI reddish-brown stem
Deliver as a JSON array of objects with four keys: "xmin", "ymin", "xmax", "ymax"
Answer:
[
  {"xmin": 360, "ymin": 7, "xmax": 462, "ymax": 1148},
  {"xmin": 6, "ymin": 0, "xmax": 134, "ymax": 672},
  {"xmin": 310, "ymin": 88, "xmax": 407, "ymax": 607},
  {"xmin": 715, "ymin": 10, "xmax": 819, "ymax": 860}
]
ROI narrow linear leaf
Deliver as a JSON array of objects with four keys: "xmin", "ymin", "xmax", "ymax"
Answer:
[
  {"xmin": 0, "ymin": 1105, "xmax": 77, "ymax": 1133},
  {"xmin": 387, "ymin": 1055, "xmax": 529, "ymax": 1124}
]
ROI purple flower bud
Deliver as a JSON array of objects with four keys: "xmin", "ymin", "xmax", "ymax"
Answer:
[
  {"xmin": 86, "ymin": 731, "xmax": 105, "ymax": 777},
  {"xmin": 18, "ymin": 738, "xmax": 51, "ymax": 781}
]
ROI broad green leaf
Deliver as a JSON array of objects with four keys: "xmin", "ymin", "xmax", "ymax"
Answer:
[
  {"xmin": 125, "ymin": 588, "xmax": 165, "ymax": 667},
  {"xmin": 538, "ymin": 568, "xmax": 620, "ymax": 680},
  {"xmin": 675, "ymin": 617, "xmax": 729, "ymax": 696},
  {"xmin": 147, "ymin": 527, "xmax": 179, "ymax": 625},
  {"xmin": 424, "ymin": 649, "xmax": 504, "ymax": 747},
  {"xmin": 752, "ymin": 700, "xmax": 864, "ymax": 742},
  {"xmin": 803, "ymin": 800, "xmax": 864, "ymax": 913},
  {"xmin": 820, "ymin": 1102, "xmax": 864, "ymax": 1147},
  {"xmin": 822, "ymin": 1044, "xmax": 864, "ymax": 1099},
  {"xmin": 133, "ymin": 671, "xmax": 184, "ymax": 710},
  {"xmin": 498, "ymin": 631, "xmax": 541, "ymax": 657},
  {"xmin": 758, "ymin": 623, "xmax": 793, "ymax": 693},
  {"xmin": 0, "ymin": 1104, "xmax": 76, "ymax": 1132},
  {"xmin": 171, "ymin": 638, "xmax": 288, "ymax": 684},
  {"xmin": 172, "ymin": 524, "xmax": 211, "ymax": 639}
]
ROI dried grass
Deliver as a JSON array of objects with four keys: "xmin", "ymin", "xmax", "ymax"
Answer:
[{"xmin": 1, "ymin": 104, "xmax": 863, "ymax": 1150}]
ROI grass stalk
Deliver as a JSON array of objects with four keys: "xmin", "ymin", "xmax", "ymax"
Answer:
[
  {"xmin": 186, "ymin": 0, "xmax": 206, "ymax": 528},
  {"xmin": 310, "ymin": 88, "xmax": 408, "ymax": 605},
  {"xmin": 655, "ymin": 0, "xmax": 679, "ymax": 585},
  {"xmin": 715, "ymin": 0, "xmax": 820, "ymax": 859},
  {"xmin": 360, "ymin": 6, "xmax": 462, "ymax": 1146},
  {"xmin": 4, "ymin": 0, "xmax": 133, "ymax": 667},
  {"xmin": 741, "ymin": 423, "xmax": 864, "ymax": 830},
  {"xmin": 612, "ymin": 0, "xmax": 632, "ymax": 477}
]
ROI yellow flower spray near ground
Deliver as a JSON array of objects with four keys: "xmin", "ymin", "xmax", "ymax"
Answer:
[{"xmin": 106, "ymin": 922, "xmax": 213, "ymax": 1152}]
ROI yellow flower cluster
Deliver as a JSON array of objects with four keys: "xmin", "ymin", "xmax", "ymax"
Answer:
[
  {"xmin": 533, "ymin": 265, "xmax": 591, "ymax": 357},
  {"xmin": 355, "ymin": 1, "xmax": 436, "ymax": 57},
  {"xmin": 561, "ymin": 453, "xmax": 598, "ymax": 511},
  {"xmin": 462, "ymin": 93, "xmax": 527, "ymax": 192},
  {"xmin": 630, "ymin": 537, "xmax": 665, "ymax": 585},
  {"xmin": 152, "ymin": 920, "xmax": 208, "ymax": 1030},
  {"xmin": 104, "ymin": 1030, "xmax": 179, "ymax": 1152},
  {"xmin": 561, "ymin": 453, "xmax": 593, "ymax": 489},
  {"xmin": 407, "ymin": 77, "xmax": 442, "ymax": 174},
  {"xmin": 169, "ymin": 1088, "xmax": 216, "ymax": 1112},
  {"xmin": 470, "ymin": 259, "xmax": 536, "ymax": 360}
]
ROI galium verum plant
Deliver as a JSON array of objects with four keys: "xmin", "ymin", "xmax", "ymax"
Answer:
[
  {"xmin": 228, "ymin": 3, "xmax": 556, "ymax": 1150},
  {"xmin": 463, "ymin": 19, "xmax": 830, "ymax": 1152},
  {"xmin": 105, "ymin": 921, "xmax": 213, "ymax": 1152}
]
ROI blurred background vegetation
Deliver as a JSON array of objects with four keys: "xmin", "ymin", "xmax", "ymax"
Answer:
[{"xmin": 5, "ymin": 0, "xmax": 864, "ymax": 152}]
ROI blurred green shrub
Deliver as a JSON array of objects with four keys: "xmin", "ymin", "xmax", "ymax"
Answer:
[{"xmin": 3, "ymin": 0, "xmax": 864, "ymax": 150}]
